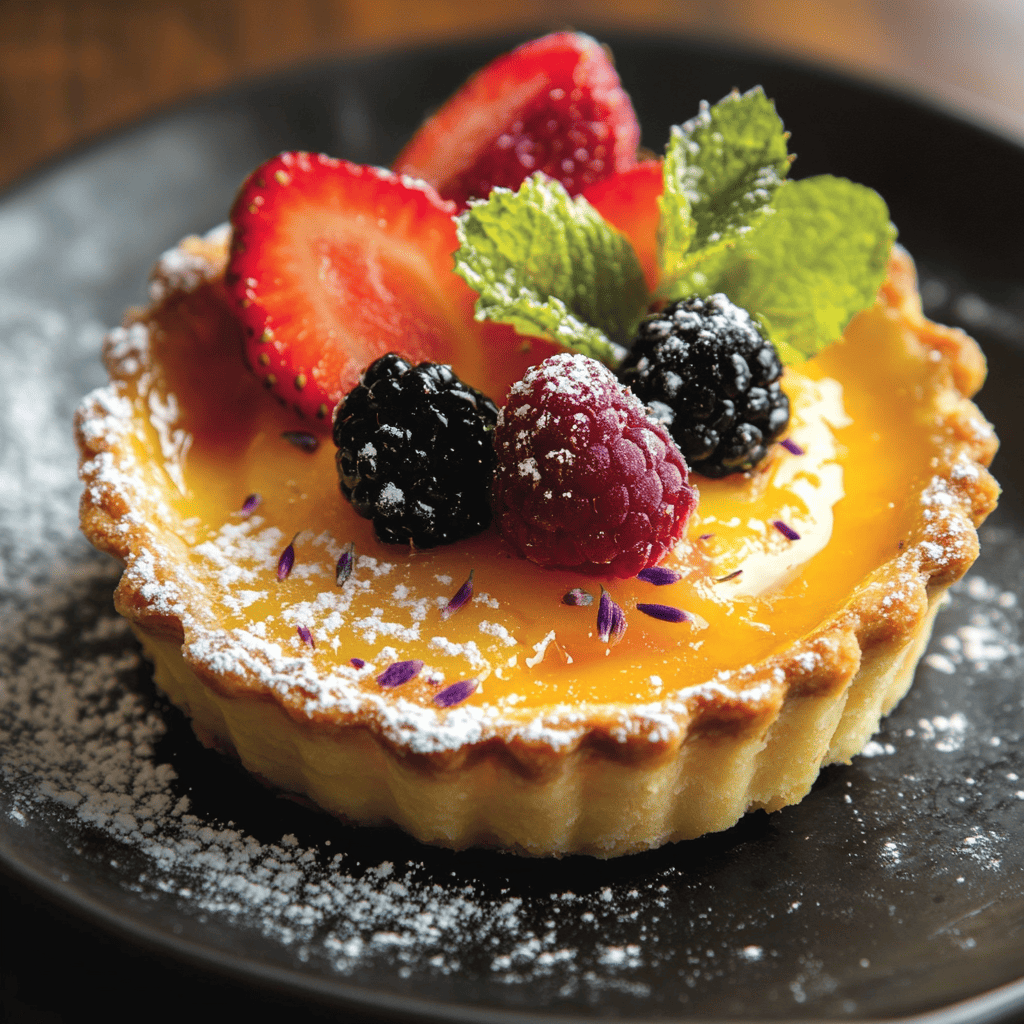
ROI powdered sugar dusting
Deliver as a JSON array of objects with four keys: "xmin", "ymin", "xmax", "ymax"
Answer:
[
  {"xmin": 0, "ymin": 561, "xmax": 825, "ymax": 1001},
  {"xmin": 925, "ymin": 576, "xmax": 1021, "ymax": 677},
  {"xmin": 148, "ymin": 223, "xmax": 230, "ymax": 302},
  {"xmin": 74, "ymin": 300, "xmax": 779, "ymax": 756}
]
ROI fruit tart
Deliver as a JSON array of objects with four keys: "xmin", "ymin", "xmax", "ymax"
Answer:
[{"xmin": 76, "ymin": 32, "xmax": 999, "ymax": 857}]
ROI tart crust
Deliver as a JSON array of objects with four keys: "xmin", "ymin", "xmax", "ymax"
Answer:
[{"xmin": 76, "ymin": 235, "xmax": 999, "ymax": 857}]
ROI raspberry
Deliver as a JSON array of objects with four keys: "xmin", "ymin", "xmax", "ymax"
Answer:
[
  {"xmin": 333, "ymin": 354, "xmax": 498, "ymax": 547},
  {"xmin": 492, "ymin": 353, "xmax": 697, "ymax": 578},
  {"xmin": 620, "ymin": 294, "xmax": 790, "ymax": 477}
]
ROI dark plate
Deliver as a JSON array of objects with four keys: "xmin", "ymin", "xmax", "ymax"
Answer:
[{"xmin": 2, "ymin": 31, "xmax": 1024, "ymax": 1024}]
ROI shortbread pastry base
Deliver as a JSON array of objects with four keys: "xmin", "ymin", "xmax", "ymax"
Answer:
[{"xmin": 136, "ymin": 596, "xmax": 941, "ymax": 857}]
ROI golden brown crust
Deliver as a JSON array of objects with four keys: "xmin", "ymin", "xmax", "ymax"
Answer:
[{"xmin": 75, "ymin": 239, "xmax": 1000, "ymax": 854}]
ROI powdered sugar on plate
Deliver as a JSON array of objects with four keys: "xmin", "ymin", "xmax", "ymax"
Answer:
[{"xmin": 925, "ymin": 576, "xmax": 1020, "ymax": 676}]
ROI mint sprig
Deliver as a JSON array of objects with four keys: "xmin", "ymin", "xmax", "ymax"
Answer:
[
  {"xmin": 659, "ymin": 87, "xmax": 790, "ymax": 297},
  {"xmin": 452, "ymin": 89, "xmax": 895, "ymax": 368},
  {"xmin": 454, "ymin": 175, "xmax": 648, "ymax": 364}
]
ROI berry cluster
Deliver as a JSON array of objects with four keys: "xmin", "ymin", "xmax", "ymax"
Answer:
[
  {"xmin": 333, "ymin": 295, "xmax": 789, "ymax": 573},
  {"xmin": 231, "ymin": 31, "xmax": 797, "ymax": 577}
]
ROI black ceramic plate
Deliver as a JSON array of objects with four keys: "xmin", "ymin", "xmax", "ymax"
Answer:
[{"xmin": 2, "ymin": 32, "xmax": 1024, "ymax": 1024}]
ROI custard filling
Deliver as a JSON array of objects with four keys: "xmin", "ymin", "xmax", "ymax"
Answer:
[{"xmin": 92, "ymin": 241, "xmax": 952, "ymax": 721}]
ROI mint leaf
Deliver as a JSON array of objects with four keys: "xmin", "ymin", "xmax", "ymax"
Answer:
[
  {"xmin": 454, "ymin": 174, "xmax": 648, "ymax": 363},
  {"xmin": 682, "ymin": 87, "xmax": 791, "ymax": 251},
  {"xmin": 657, "ymin": 126, "xmax": 695, "ymax": 286},
  {"xmin": 691, "ymin": 175, "xmax": 896, "ymax": 361},
  {"xmin": 659, "ymin": 87, "xmax": 790, "ymax": 296}
]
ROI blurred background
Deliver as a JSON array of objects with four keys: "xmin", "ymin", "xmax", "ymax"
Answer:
[{"xmin": 2, "ymin": 0, "xmax": 1024, "ymax": 191}]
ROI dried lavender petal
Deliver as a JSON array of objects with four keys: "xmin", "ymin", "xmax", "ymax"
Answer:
[
  {"xmin": 442, "ymin": 570, "xmax": 474, "ymax": 620},
  {"xmin": 282, "ymin": 430, "xmax": 319, "ymax": 453},
  {"xmin": 276, "ymin": 535, "xmax": 297, "ymax": 580},
  {"xmin": 637, "ymin": 602, "xmax": 691, "ymax": 623},
  {"xmin": 609, "ymin": 602, "xmax": 627, "ymax": 645},
  {"xmin": 636, "ymin": 566, "xmax": 681, "ymax": 586},
  {"xmin": 562, "ymin": 588, "xmax": 593, "ymax": 607},
  {"xmin": 297, "ymin": 625, "xmax": 315, "ymax": 649},
  {"xmin": 238, "ymin": 493, "xmax": 261, "ymax": 517},
  {"xmin": 773, "ymin": 520, "xmax": 801, "ymax": 541},
  {"xmin": 698, "ymin": 533, "xmax": 715, "ymax": 541},
  {"xmin": 376, "ymin": 659, "xmax": 424, "ymax": 689},
  {"xmin": 715, "ymin": 569, "xmax": 743, "ymax": 582},
  {"xmin": 597, "ymin": 589, "xmax": 627, "ymax": 645},
  {"xmin": 350, "ymin": 657, "xmax": 366, "ymax": 669},
  {"xmin": 780, "ymin": 437, "xmax": 805, "ymax": 455},
  {"xmin": 597, "ymin": 588, "xmax": 613, "ymax": 639},
  {"xmin": 433, "ymin": 679, "xmax": 478, "ymax": 708},
  {"xmin": 335, "ymin": 542, "xmax": 355, "ymax": 586}
]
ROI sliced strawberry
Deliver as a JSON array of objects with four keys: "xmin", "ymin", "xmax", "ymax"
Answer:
[
  {"xmin": 393, "ymin": 31, "xmax": 640, "ymax": 207},
  {"xmin": 228, "ymin": 152, "xmax": 485, "ymax": 425},
  {"xmin": 583, "ymin": 159, "xmax": 663, "ymax": 292}
]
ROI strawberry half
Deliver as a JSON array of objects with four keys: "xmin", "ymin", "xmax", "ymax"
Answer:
[
  {"xmin": 583, "ymin": 159, "xmax": 664, "ymax": 292},
  {"xmin": 227, "ymin": 152, "xmax": 484, "ymax": 425},
  {"xmin": 393, "ymin": 32, "xmax": 640, "ymax": 207}
]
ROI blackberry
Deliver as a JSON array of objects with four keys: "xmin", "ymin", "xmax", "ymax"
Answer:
[
  {"xmin": 619, "ymin": 294, "xmax": 790, "ymax": 478},
  {"xmin": 333, "ymin": 354, "xmax": 499, "ymax": 547}
]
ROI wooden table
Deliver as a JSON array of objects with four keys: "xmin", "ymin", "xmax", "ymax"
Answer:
[{"xmin": 3, "ymin": 0, "xmax": 1024, "ymax": 191}]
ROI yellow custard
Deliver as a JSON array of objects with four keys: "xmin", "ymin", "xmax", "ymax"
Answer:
[
  {"xmin": 76, "ymin": 233, "xmax": 998, "ymax": 855},
  {"xmin": 119, "ymin": 251, "xmax": 938, "ymax": 707}
]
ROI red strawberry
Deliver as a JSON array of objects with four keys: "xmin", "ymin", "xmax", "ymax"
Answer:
[
  {"xmin": 393, "ymin": 32, "xmax": 640, "ymax": 207},
  {"xmin": 227, "ymin": 152, "xmax": 485, "ymax": 424},
  {"xmin": 583, "ymin": 159, "xmax": 663, "ymax": 292}
]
